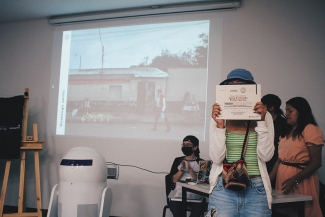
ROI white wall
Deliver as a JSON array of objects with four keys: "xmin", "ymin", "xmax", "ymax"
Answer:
[{"xmin": 0, "ymin": 1, "xmax": 325, "ymax": 216}]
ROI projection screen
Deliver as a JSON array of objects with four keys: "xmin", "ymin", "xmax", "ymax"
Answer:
[{"xmin": 48, "ymin": 12, "xmax": 223, "ymax": 141}]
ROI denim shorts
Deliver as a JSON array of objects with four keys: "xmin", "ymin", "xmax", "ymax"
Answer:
[{"xmin": 207, "ymin": 175, "xmax": 271, "ymax": 217}]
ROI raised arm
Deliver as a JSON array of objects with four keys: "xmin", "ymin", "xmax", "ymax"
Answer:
[
  {"xmin": 256, "ymin": 111, "xmax": 275, "ymax": 162},
  {"xmin": 209, "ymin": 103, "xmax": 227, "ymax": 165}
]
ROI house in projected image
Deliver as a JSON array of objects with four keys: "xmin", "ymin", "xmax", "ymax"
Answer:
[
  {"xmin": 67, "ymin": 67, "xmax": 169, "ymax": 114},
  {"xmin": 67, "ymin": 67, "xmax": 207, "ymax": 120}
]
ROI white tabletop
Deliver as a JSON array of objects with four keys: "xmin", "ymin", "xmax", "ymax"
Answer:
[
  {"xmin": 272, "ymin": 190, "xmax": 312, "ymax": 204},
  {"xmin": 177, "ymin": 182, "xmax": 312, "ymax": 204},
  {"xmin": 177, "ymin": 182, "xmax": 210, "ymax": 194}
]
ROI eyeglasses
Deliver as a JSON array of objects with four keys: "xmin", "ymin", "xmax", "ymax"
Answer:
[
  {"xmin": 181, "ymin": 143, "xmax": 193, "ymax": 147},
  {"xmin": 225, "ymin": 80, "xmax": 247, "ymax": 85}
]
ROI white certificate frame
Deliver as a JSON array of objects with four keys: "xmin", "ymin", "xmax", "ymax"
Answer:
[{"xmin": 216, "ymin": 84, "xmax": 261, "ymax": 120}]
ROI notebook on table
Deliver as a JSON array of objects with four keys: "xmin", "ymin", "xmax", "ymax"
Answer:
[{"xmin": 197, "ymin": 160, "xmax": 212, "ymax": 184}]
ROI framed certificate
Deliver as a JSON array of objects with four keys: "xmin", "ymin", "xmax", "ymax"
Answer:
[{"xmin": 216, "ymin": 84, "xmax": 261, "ymax": 120}]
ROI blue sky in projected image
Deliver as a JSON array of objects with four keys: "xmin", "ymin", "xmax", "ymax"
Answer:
[{"xmin": 69, "ymin": 20, "xmax": 210, "ymax": 69}]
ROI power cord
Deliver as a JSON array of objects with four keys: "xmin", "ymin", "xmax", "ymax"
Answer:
[{"xmin": 106, "ymin": 162, "xmax": 168, "ymax": 174}]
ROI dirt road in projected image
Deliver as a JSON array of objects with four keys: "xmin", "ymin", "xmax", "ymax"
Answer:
[{"xmin": 64, "ymin": 122, "xmax": 204, "ymax": 140}]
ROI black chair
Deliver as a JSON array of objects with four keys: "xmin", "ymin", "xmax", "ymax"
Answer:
[
  {"xmin": 162, "ymin": 174, "xmax": 174, "ymax": 217},
  {"xmin": 163, "ymin": 174, "xmax": 207, "ymax": 217}
]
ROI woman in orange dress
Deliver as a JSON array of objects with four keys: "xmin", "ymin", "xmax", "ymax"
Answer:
[{"xmin": 270, "ymin": 97, "xmax": 324, "ymax": 217}]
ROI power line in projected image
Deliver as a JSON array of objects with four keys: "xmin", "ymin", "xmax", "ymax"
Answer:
[
  {"xmin": 104, "ymin": 21, "xmax": 206, "ymax": 39},
  {"xmin": 102, "ymin": 22, "xmax": 208, "ymax": 56},
  {"xmin": 106, "ymin": 162, "xmax": 168, "ymax": 174},
  {"xmin": 72, "ymin": 21, "xmax": 208, "ymax": 41}
]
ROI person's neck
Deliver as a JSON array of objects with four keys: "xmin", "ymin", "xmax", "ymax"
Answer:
[
  {"xmin": 185, "ymin": 155, "xmax": 196, "ymax": 161},
  {"xmin": 271, "ymin": 113, "xmax": 278, "ymax": 121}
]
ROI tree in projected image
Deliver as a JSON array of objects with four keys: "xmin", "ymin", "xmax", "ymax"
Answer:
[{"xmin": 139, "ymin": 33, "xmax": 208, "ymax": 72}]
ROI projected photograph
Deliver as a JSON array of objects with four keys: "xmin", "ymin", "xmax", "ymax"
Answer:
[{"xmin": 57, "ymin": 20, "xmax": 210, "ymax": 140}]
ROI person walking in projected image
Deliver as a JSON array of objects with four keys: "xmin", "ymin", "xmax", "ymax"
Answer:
[
  {"xmin": 208, "ymin": 68, "xmax": 274, "ymax": 217},
  {"xmin": 151, "ymin": 89, "xmax": 171, "ymax": 132},
  {"xmin": 261, "ymin": 94, "xmax": 287, "ymax": 189},
  {"xmin": 269, "ymin": 97, "xmax": 324, "ymax": 217},
  {"xmin": 169, "ymin": 135, "xmax": 205, "ymax": 217},
  {"xmin": 84, "ymin": 98, "xmax": 90, "ymax": 114}
]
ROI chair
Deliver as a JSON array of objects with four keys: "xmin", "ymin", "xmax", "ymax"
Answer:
[
  {"xmin": 162, "ymin": 174, "xmax": 173, "ymax": 217},
  {"xmin": 163, "ymin": 174, "xmax": 207, "ymax": 217}
]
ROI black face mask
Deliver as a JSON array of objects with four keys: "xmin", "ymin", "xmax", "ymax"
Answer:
[{"xmin": 182, "ymin": 147, "xmax": 194, "ymax": 156}]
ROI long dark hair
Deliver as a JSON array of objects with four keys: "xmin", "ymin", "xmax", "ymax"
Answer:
[
  {"xmin": 261, "ymin": 94, "xmax": 284, "ymax": 117},
  {"xmin": 282, "ymin": 97, "xmax": 318, "ymax": 140}
]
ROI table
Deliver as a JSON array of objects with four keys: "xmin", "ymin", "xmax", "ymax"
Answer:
[
  {"xmin": 272, "ymin": 190, "xmax": 312, "ymax": 217},
  {"xmin": 177, "ymin": 182, "xmax": 312, "ymax": 217},
  {"xmin": 182, "ymin": 104, "xmax": 200, "ymax": 124}
]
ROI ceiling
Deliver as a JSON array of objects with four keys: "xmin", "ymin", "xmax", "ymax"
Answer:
[{"xmin": 0, "ymin": 0, "xmax": 231, "ymax": 23}]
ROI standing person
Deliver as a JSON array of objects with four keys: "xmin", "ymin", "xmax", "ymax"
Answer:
[
  {"xmin": 151, "ymin": 89, "xmax": 171, "ymax": 132},
  {"xmin": 169, "ymin": 135, "xmax": 205, "ymax": 217},
  {"xmin": 262, "ymin": 94, "xmax": 287, "ymax": 188},
  {"xmin": 84, "ymin": 98, "xmax": 90, "ymax": 114},
  {"xmin": 269, "ymin": 97, "xmax": 324, "ymax": 217},
  {"xmin": 208, "ymin": 68, "xmax": 274, "ymax": 217}
]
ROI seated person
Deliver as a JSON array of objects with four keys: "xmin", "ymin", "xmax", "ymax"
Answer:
[
  {"xmin": 169, "ymin": 135, "xmax": 205, "ymax": 217},
  {"xmin": 184, "ymin": 92, "xmax": 194, "ymax": 105}
]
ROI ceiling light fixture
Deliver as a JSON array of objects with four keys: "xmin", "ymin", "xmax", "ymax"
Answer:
[{"xmin": 49, "ymin": 0, "xmax": 240, "ymax": 25}]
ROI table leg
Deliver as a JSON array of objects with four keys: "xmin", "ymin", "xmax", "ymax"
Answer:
[
  {"xmin": 273, "ymin": 201, "xmax": 305, "ymax": 217},
  {"xmin": 182, "ymin": 187, "xmax": 187, "ymax": 217},
  {"xmin": 298, "ymin": 201, "xmax": 305, "ymax": 217}
]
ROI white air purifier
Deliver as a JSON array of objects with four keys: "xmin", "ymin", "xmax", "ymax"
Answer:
[{"xmin": 47, "ymin": 147, "xmax": 112, "ymax": 217}]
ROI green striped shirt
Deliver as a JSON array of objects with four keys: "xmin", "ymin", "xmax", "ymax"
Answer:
[{"xmin": 226, "ymin": 131, "xmax": 260, "ymax": 176}]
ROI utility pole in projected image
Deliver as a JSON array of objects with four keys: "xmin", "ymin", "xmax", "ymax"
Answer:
[
  {"xmin": 98, "ymin": 29, "xmax": 104, "ymax": 73},
  {"xmin": 101, "ymin": 46, "xmax": 104, "ymax": 72},
  {"xmin": 75, "ymin": 54, "xmax": 81, "ymax": 69},
  {"xmin": 144, "ymin": 56, "xmax": 149, "ymax": 66}
]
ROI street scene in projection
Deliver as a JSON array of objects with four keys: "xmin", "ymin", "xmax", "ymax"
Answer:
[{"xmin": 59, "ymin": 20, "xmax": 213, "ymax": 140}]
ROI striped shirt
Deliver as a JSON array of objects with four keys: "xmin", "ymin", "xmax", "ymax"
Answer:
[{"xmin": 226, "ymin": 131, "xmax": 260, "ymax": 176}]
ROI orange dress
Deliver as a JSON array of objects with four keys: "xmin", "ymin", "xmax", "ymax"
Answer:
[{"xmin": 276, "ymin": 124, "xmax": 324, "ymax": 217}]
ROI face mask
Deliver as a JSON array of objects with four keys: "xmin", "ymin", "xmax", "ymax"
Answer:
[{"xmin": 182, "ymin": 147, "xmax": 194, "ymax": 156}]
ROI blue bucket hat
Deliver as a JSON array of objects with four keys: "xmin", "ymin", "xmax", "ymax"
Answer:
[{"xmin": 220, "ymin": 68, "xmax": 256, "ymax": 85}]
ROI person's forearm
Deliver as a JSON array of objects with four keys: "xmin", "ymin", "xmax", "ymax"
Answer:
[
  {"xmin": 188, "ymin": 168, "xmax": 197, "ymax": 179},
  {"xmin": 269, "ymin": 159, "xmax": 280, "ymax": 182},
  {"xmin": 292, "ymin": 145, "xmax": 322, "ymax": 184},
  {"xmin": 291, "ymin": 161, "xmax": 321, "ymax": 184},
  {"xmin": 209, "ymin": 118, "xmax": 226, "ymax": 164},
  {"xmin": 173, "ymin": 170, "xmax": 184, "ymax": 183}
]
